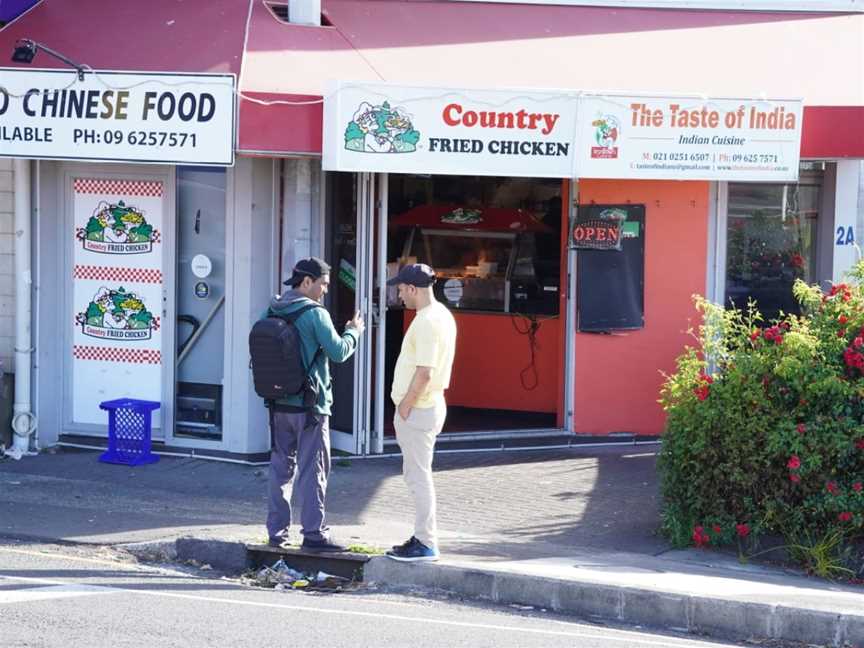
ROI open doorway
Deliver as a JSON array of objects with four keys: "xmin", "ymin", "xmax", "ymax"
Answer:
[{"xmin": 382, "ymin": 174, "xmax": 568, "ymax": 436}]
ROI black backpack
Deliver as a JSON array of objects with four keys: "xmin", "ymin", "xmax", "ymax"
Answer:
[{"xmin": 249, "ymin": 303, "xmax": 322, "ymax": 405}]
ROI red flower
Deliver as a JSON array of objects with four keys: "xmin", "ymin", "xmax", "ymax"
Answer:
[
  {"xmin": 844, "ymin": 348, "xmax": 864, "ymax": 370},
  {"xmin": 856, "ymin": 438, "xmax": 864, "ymax": 450},
  {"xmin": 797, "ymin": 423, "xmax": 806, "ymax": 435},
  {"xmin": 826, "ymin": 481, "xmax": 840, "ymax": 496},
  {"xmin": 762, "ymin": 326, "xmax": 784, "ymax": 345},
  {"xmin": 712, "ymin": 524, "xmax": 722, "ymax": 534},
  {"xmin": 838, "ymin": 512, "xmax": 853, "ymax": 522},
  {"xmin": 838, "ymin": 329, "xmax": 847, "ymax": 338},
  {"xmin": 853, "ymin": 482, "xmax": 863, "ymax": 492},
  {"xmin": 789, "ymin": 473, "xmax": 801, "ymax": 483},
  {"xmin": 855, "ymin": 337, "xmax": 864, "ymax": 349},
  {"xmin": 692, "ymin": 526, "xmax": 710, "ymax": 548},
  {"xmin": 787, "ymin": 456, "xmax": 801, "ymax": 470},
  {"xmin": 736, "ymin": 523, "xmax": 750, "ymax": 538},
  {"xmin": 750, "ymin": 330, "xmax": 760, "ymax": 341},
  {"xmin": 839, "ymin": 315, "xmax": 849, "ymax": 325},
  {"xmin": 693, "ymin": 372, "xmax": 713, "ymax": 401}
]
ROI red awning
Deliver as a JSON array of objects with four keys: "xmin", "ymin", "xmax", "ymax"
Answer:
[
  {"xmin": 2, "ymin": 1, "xmax": 862, "ymax": 158},
  {"xmin": 0, "ymin": 0, "xmax": 245, "ymax": 76},
  {"xmin": 239, "ymin": 0, "xmax": 864, "ymax": 158}
]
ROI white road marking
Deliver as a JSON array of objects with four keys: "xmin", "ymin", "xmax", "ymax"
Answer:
[
  {"xmin": 0, "ymin": 583, "xmax": 114, "ymax": 605},
  {"xmin": 0, "ymin": 573, "xmax": 727, "ymax": 647}
]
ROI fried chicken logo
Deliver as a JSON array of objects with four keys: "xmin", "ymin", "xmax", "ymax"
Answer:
[{"xmin": 344, "ymin": 101, "xmax": 421, "ymax": 153}]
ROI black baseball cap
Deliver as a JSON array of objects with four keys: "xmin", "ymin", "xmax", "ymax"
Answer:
[
  {"xmin": 387, "ymin": 263, "xmax": 436, "ymax": 288},
  {"xmin": 285, "ymin": 257, "xmax": 331, "ymax": 287}
]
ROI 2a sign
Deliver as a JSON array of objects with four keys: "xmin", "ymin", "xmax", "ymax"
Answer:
[{"xmin": 836, "ymin": 226, "xmax": 856, "ymax": 246}]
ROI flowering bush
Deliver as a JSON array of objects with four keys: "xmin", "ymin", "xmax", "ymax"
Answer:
[{"xmin": 659, "ymin": 264, "xmax": 864, "ymax": 578}]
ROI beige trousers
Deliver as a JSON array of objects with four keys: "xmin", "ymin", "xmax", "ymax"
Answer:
[{"xmin": 394, "ymin": 401, "xmax": 447, "ymax": 549}]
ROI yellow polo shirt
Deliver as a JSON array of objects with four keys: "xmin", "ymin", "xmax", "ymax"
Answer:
[{"xmin": 391, "ymin": 301, "xmax": 457, "ymax": 409}]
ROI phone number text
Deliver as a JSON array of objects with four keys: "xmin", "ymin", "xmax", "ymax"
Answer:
[{"xmin": 72, "ymin": 129, "xmax": 198, "ymax": 147}]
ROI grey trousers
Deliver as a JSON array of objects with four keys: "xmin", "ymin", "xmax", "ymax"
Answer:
[{"xmin": 266, "ymin": 409, "xmax": 331, "ymax": 542}]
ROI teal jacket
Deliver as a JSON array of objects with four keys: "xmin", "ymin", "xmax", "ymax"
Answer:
[{"xmin": 263, "ymin": 290, "xmax": 359, "ymax": 416}]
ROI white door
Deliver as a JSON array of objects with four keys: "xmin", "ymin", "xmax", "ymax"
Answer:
[
  {"xmin": 62, "ymin": 164, "xmax": 175, "ymax": 439},
  {"xmin": 328, "ymin": 172, "xmax": 375, "ymax": 454}
]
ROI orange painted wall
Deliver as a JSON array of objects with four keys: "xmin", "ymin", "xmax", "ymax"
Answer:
[
  {"xmin": 404, "ymin": 311, "xmax": 559, "ymax": 413},
  {"xmin": 574, "ymin": 180, "xmax": 710, "ymax": 435}
]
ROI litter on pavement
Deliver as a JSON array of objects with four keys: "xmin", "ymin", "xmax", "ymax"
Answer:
[{"xmin": 241, "ymin": 559, "xmax": 358, "ymax": 593}]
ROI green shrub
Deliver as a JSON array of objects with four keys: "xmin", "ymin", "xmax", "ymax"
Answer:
[{"xmin": 659, "ymin": 264, "xmax": 864, "ymax": 578}]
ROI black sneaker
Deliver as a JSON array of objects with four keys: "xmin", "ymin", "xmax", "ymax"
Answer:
[
  {"xmin": 301, "ymin": 536, "xmax": 347, "ymax": 553},
  {"xmin": 392, "ymin": 536, "xmax": 418, "ymax": 552},
  {"xmin": 268, "ymin": 537, "xmax": 286, "ymax": 548},
  {"xmin": 386, "ymin": 538, "xmax": 439, "ymax": 562}
]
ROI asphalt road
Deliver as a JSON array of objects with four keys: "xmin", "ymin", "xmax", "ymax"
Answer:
[{"xmin": 0, "ymin": 542, "xmax": 753, "ymax": 648}]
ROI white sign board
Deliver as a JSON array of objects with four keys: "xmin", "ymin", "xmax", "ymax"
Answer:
[
  {"xmin": 576, "ymin": 94, "xmax": 803, "ymax": 181},
  {"xmin": 0, "ymin": 68, "xmax": 235, "ymax": 165},
  {"xmin": 71, "ymin": 178, "xmax": 164, "ymax": 427},
  {"xmin": 323, "ymin": 81, "xmax": 578, "ymax": 178}
]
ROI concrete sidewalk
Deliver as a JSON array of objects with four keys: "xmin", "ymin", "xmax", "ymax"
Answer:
[{"xmin": 0, "ymin": 446, "xmax": 862, "ymax": 646}]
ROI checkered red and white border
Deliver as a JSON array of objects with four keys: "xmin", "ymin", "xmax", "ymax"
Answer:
[
  {"xmin": 73, "ymin": 345, "xmax": 162, "ymax": 365},
  {"xmin": 74, "ymin": 265, "xmax": 163, "ymax": 284},
  {"xmin": 73, "ymin": 179, "xmax": 163, "ymax": 197}
]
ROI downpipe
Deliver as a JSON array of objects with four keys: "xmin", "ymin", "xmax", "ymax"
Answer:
[{"xmin": 6, "ymin": 158, "xmax": 37, "ymax": 459}]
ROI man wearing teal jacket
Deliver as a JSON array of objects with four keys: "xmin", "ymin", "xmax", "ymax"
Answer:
[{"xmin": 265, "ymin": 257, "xmax": 364, "ymax": 552}]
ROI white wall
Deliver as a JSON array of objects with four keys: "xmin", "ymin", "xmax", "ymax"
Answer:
[
  {"xmin": 858, "ymin": 161, "xmax": 864, "ymax": 252},
  {"xmin": 281, "ymin": 159, "xmax": 321, "ymax": 282},
  {"xmin": 833, "ymin": 160, "xmax": 863, "ymax": 283},
  {"xmin": 0, "ymin": 159, "xmax": 15, "ymax": 374},
  {"xmin": 223, "ymin": 157, "xmax": 278, "ymax": 455}
]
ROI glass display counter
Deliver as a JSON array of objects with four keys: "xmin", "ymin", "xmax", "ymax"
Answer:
[{"xmin": 397, "ymin": 226, "xmax": 559, "ymax": 315}]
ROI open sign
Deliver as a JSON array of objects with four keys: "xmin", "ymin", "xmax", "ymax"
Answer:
[{"xmin": 571, "ymin": 216, "xmax": 624, "ymax": 251}]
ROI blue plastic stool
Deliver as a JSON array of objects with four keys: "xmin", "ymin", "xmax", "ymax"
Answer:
[{"xmin": 98, "ymin": 398, "xmax": 161, "ymax": 466}]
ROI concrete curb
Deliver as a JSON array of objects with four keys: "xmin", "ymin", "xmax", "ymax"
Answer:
[
  {"xmin": 365, "ymin": 558, "xmax": 864, "ymax": 647},
  {"xmin": 118, "ymin": 539, "xmax": 178, "ymax": 563},
  {"xmin": 125, "ymin": 536, "xmax": 864, "ymax": 647},
  {"xmin": 121, "ymin": 537, "xmax": 249, "ymax": 573}
]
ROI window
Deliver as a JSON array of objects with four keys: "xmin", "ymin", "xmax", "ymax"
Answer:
[
  {"xmin": 725, "ymin": 166, "xmax": 823, "ymax": 320},
  {"xmin": 389, "ymin": 174, "xmax": 563, "ymax": 315}
]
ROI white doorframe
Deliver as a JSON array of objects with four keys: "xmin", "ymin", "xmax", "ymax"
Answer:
[
  {"xmin": 708, "ymin": 182, "xmax": 728, "ymax": 304},
  {"xmin": 331, "ymin": 172, "xmax": 375, "ymax": 454},
  {"xmin": 354, "ymin": 172, "xmax": 375, "ymax": 455},
  {"xmin": 372, "ymin": 173, "xmax": 389, "ymax": 454},
  {"xmin": 564, "ymin": 179, "xmax": 578, "ymax": 433}
]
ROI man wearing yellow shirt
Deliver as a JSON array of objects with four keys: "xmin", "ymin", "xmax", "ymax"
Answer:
[{"xmin": 385, "ymin": 264, "xmax": 457, "ymax": 562}]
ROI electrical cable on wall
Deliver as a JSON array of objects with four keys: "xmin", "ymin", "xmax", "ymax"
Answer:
[
  {"xmin": 511, "ymin": 312, "xmax": 542, "ymax": 391},
  {"xmin": 0, "ymin": 67, "xmax": 788, "ymax": 115}
]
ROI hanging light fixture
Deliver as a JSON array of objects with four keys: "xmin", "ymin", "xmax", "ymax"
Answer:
[{"xmin": 11, "ymin": 39, "xmax": 87, "ymax": 81}]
